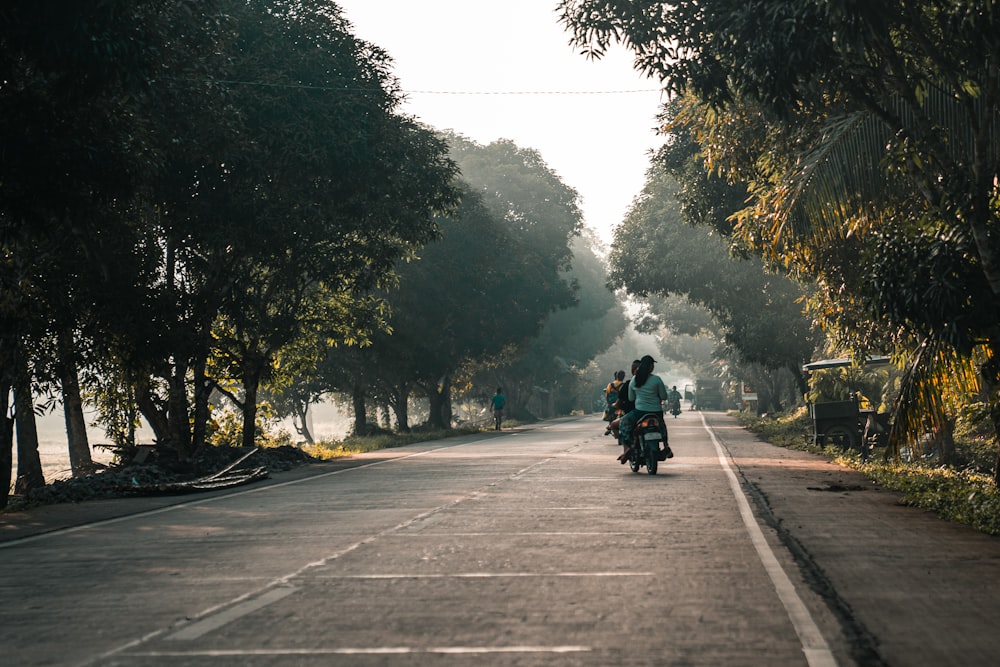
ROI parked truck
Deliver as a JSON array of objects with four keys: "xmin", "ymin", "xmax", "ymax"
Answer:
[{"xmin": 694, "ymin": 378, "xmax": 724, "ymax": 410}]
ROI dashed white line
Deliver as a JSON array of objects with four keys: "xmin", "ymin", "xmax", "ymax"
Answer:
[{"xmin": 166, "ymin": 586, "xmax": 297, "ymax": 641}]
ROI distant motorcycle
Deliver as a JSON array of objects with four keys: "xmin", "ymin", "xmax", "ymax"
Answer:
[
  {"xmin": 626, "ymin": 413, "xmax": 672, "ymax": 475},
  {"xmin": 668, "ymin": 399, "xmax": 682, "ymax": 418}
]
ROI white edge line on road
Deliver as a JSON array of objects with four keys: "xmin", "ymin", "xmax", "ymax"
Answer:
[
  {"xmin": 312, "ymin": 571, "xmax": 654, "ymax": 579},
  {"xmin": 699, "ymin": 412, "xmax": 838, "ymax": 667},
  {"xmin": 123, "ymin": 646, "xmax": 591, "ymax": 656}
]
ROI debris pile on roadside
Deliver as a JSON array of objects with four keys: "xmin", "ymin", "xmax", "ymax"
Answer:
[{"xmin": 15, "ymin": 445, "xmax": 317, "ymax": 509}]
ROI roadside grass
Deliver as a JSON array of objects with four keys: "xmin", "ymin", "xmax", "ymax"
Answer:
[
  {"xmin": 300, "ymin": 425, "xmax": 486, "ymax": 461},
  {"xmin": 738, "ymin": 408, "xmax": 1000, "ymax": 536}
]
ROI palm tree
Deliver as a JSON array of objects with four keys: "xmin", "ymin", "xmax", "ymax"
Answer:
[{"xmin": 723, "ymin": 84, "xmax": 1000, "ymax": 477}]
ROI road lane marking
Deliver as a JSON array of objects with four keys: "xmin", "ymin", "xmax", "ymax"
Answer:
[
  {"xmin": 98, "ymin": 452, "xmax": 575, "ymax": 655},
  {"xmin": 0, "ymin": 438, "xmax": 496, "ymax": 549},
  {"xmin": 166, "ymin": 586, "xmax": 297, "ymax": 641},
  {"xmin": 125, "ymin": 646, "xmax": 591, "ymax": 656},
  {"xmin": 57, "ymin": 424, "xmax": 589, "ymax": 666},
  {"xmin": 700, "ymin": 412, "xmax": 838, "ymax": 667},
  {"xmin": 77, "ymin": 481, "xmax": 497, "ymax": 664},
  {"xmin": 313, "ymin": 571, "xmax": 653, "ymax": 578}
]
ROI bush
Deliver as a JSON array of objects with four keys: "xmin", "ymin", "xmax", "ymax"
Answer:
[
  {"xmin": 209, "ymin": 409, "xmax": 294, "ymax": 449},
  {"xmin": 739, "ymin": 407, "xmax": 823, "ymax": 452}
]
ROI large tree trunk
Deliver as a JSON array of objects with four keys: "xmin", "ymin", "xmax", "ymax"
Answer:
[
  {"xmin": 936, "ymin": 415, "xmax": 957, "ymax": 466},
  {"xmin": 14, "ymin": 378, "xmax": 44, "ymax": 493},
  {"xmin": 62, "ymin": 375, "xmax": 92, "ymax": 475},
  {"xmin": 966, "ymin": 140, "xmax": 1000, "ymax": 298},
  {"xmin": 0, "ymin": 382, "xmax": 13, "ymax": 509},
  {"xmin": 241, "ymin": 364, "xmax": 261, "ymax": 449},
  {"xmin": 390, "ymin": 381, "xmax": 410, "ymax": 433},
  {"xmin": 352, "ymin": 380, "xmax": 368, "ymax": 435},
  {"xmin": 57, "ymin": 328, "xmax": 92, "ymax": 476},
  {"xmin": 790, "ymin": 363, "xmax": 809, "ymax": 403},
  {"xmin": 135, "ymin": 376, "xmax": 171, "ymax": 446},
  {"xmin": 293, "ymin": 401, "xmax": 314, "ymax": 444},
  {"xmin": 426, "ymin": 389, "xmax": 445, "ymax": 429},
  {"xmin": 191, "ymin": 354, "xmax": 211, "ymax": 452},
  {"xmin": 168, "ymin": 360, "xmax": 191, "ymax": 459},
  {"xmin": 441, "ymin": 376, "xmax": 453, "ymax": 427},
  {"xmin": 425, "ymin": 375, "xmax": 453, "ymax": 429}
]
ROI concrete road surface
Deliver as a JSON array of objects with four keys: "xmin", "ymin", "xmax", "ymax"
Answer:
[{"xmin": 3, "ymin": 412, "xmax": 1000, "ymax": 666}]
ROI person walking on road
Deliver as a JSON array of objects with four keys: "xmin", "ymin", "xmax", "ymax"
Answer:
[{"xmin": 490, "ymin": 387, "xmax": 506, "ymax": 431}]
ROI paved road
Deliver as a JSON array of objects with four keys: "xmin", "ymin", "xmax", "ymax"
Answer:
[{"xmin": 2, "ymin": 412, "xmax": 1000, "ymax": 666}]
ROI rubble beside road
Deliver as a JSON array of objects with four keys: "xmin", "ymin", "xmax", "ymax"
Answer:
[{"xmin": 7, "ymin": 445, "xmax": 317, "ymax": 510}]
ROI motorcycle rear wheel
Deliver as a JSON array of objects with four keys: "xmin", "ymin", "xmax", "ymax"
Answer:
[{"xmin": 645, "ymin": 443, "xmax": 658, "ymax": 475}]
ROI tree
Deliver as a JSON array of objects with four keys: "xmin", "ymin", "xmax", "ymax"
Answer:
[
  {"xmin": 0, "ymin": 2, "xmax": 220, "ymax": 502},
  {"xmin": 0, "ymin": 0, "xmax": 460, "ymax": 501},
  {"xmin": 78, "ymin": 0, "xmax": 460, "ymax": 452},
  {"xmin": 360, "ymin": 183, "xmax": 542, "ymax": 430},
  {"xmin": 443, "ymin": 134, "xmax": 585, "ymax": 418},
  {"xmin": 484, "ymin": 232, "xmax": 626, "ymax": 418},
  {"xmin": 608, "ymin": 162, "xmax": 817, "ymax": 398},
  {"xmin": 198, "ymin": 1, "xmax": 459, "ymax": 448},
  {"xmin": 560, "ymin": 1, "xmax": 1000, "ymax": 472},
  {"xmin": 446, "ymin": 135, "xmax": 582, "ymax": 307},
  {"xmin": 315, "ymin": 132, "xmax": 605, "ymax": 434}
]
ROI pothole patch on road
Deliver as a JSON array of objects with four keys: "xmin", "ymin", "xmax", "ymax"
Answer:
[{"xmin": 806, "ymin": 483, "xmax": 868, "ymax": 492}]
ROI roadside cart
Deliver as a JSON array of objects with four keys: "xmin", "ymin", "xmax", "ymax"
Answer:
[{"xmin": 803, "ymin": 356, "xmax": 892, "ymax": 452}]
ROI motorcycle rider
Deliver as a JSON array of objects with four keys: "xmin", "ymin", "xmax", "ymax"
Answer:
[
  {"xmin": 668, "ymin": 385, "xmax": 683, "ymax": 417},
  {"xmin": 618, "ymin": 355, "xmax": 673, "ymax": 463}
]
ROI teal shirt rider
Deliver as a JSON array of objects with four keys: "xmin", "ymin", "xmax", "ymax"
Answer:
[{"xmin": 628, "ymin": 373, "xmax": 668, "ymax": 412}]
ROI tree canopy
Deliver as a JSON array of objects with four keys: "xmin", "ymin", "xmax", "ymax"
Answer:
[
  {"xmin": 0, "ymin": 0, "xmax": 460, "ymax": 504},
  {"xmin": 608, "ymin": 160, "xmax": 816, "ymax": 407},
  {"xmin": 279, "ymin": 133, "xmax": 623, "ymax": 433},
  {"xmin": 560, "ymin": 0, "xmax": 1000, "ymax": 469}
]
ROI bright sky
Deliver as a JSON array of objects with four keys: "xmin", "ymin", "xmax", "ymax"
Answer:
[{"xmin": 334, "ymin": 0, "xmax": 666, "ymax": 246}]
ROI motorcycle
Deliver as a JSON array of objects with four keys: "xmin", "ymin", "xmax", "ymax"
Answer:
[
  {"xmin": 625, "ymin": 413, "xmax": 671, "ymax": 475},
  {"xmin": 668, "ymin": 399, "xmax": 682, "ymax": 418}
]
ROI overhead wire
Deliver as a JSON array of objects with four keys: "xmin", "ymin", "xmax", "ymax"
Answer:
[{"xmin": 156, "ymin": 76, "xmax": 662, "ymax": 96}]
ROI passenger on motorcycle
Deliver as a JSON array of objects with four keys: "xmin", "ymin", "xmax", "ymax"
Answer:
[
  {"xmin": 602, "ymin": 370, "xmax": 627, "ymax": 433},
  {"xmin": 608, "ymin": 359, "xmax": 640, "ymax": 441},
  {"xmin": 618, "ymin": 355, "xmax": 672, "ymax": 463}
]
